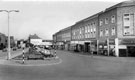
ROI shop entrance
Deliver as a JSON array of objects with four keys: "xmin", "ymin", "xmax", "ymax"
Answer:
[
  {"xmin": 127, "ymin": 46, "xmax": 135, "ymax": 57},
  {"xmin": 85, "ymin": 42, "xmax": 90, "ymax": 52}
]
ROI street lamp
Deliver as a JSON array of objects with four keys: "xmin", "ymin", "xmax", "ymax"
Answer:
[{"xmin": 0, "ymin": 10, "xmax": 19, "ymax": 60}]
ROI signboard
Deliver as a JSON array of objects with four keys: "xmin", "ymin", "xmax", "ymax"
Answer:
[
  {"xmin": 78, "ymin": 41, "xmax": 84, "ymax": 44},
  {"xmin": 119, "ymin": 45, "xmax": 127, "ymax": 49},
  {"xmin": 119, "ymin": 39, "xmax": 135, "ymax": 45},
  {"xmin": 41, "ymin": 42, "xmax": 52, "ymax": 45},
  {"xmin": 30, "ymin": 39, "xmax": 42, "ymax": 45}
]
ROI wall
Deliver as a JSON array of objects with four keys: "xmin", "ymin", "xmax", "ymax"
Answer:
[{"xmin": 117, "ymin": 5, "xmax": 135, "ymax": 39}]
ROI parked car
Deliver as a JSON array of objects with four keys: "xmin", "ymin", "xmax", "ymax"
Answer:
[
  {"xmin": 13, "ymin": 47, "xmax": 17, "ymax": 51},
  {"xmin": 2, "ymin": 48, "xmax": 7, "ymax": 52}
]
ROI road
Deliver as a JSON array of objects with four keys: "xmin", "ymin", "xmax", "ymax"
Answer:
[{"xmin": 0, "ymin": 50, "xmax": 135, "ymax": 80}]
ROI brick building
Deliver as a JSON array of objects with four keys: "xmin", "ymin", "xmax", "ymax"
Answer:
[{"xmin": 53, "ymin": 1, "xmax": 135, "ymax": 57}]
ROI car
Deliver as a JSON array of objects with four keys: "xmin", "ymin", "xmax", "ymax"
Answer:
[
  {"xmin": 2, "ymin": 48, "xmax": 7, "ymax": 52},
  {"xmin": 13, "ymin": 47, "xmax": 17, "ymax": 51}
]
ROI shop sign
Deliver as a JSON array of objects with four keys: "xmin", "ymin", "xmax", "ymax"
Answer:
[
  {"xmin": 120, "ymin": 39, "xmax": 135, "ymax": 45},
  {"xmin": 70, "ymin": 41, "xmax": 75, "ymax": 44},
  {"xmin": 91, "ymin": 40, "xmax": 97, "ymax": 44},
  {"xmin": 84, "ymin": 40, "xmax": 91, "ymax": 42},
  {"xmin": 74, "ymin": 41, "xmax": 79, "ymax": 44},
  {"xmin": 109, "ymin": 39, "xmax": 115, "ymax": 44},
  {"xmin": 78, "ymin": 41, "xmax": 84, "ymax": 44},
  {"xmin": 119, "ymin": 45, "xmax": 127, "ymax": 49}
]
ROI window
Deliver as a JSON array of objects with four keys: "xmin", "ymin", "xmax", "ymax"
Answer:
[
  {"xmin": 100, "ymin": 30, "xmax": 103, "ymax": 37},
  {"xmin": 123, "ymin": 14, "xmax": 130, "ymax": 26},
  {"xmin": 111, "ymin": 27, "xmax": 115, "ymax": 35},
  {"xmin": 123, "ymin": 13, "xmax": 134, "ymax": 35},
  {"xmin": 80, "ymin": 28, "xmax": 82, "ymax": 34},
  {"xmin": 85, "ymin": 34, "xmax": 87, "ymax": 38},
  {"xmin": 105, "ymin": 29, "xmax": 109, "ymax": 36},
  {"xmin": 93, "ymin": 27, "xmax": 96, "ymax": 33},
  {"xmin": 93, "ymin": 27, "xmax": 96, "ymax": 37},
  {"xmin": 73, "ymin": 30, "xmax": 75, "ymax": 36},
  {"xmin": 105, "ymin": 18, "xmax": 109, "ymax": 24},
  {"xmin": 88, "ymin": 25, "xmax": 90, "ymax": 32},
  {"xmin": 111, "ymin": 15, "xmax": 115, "ymax": 23},
  {"xmin": 90, "ymin": 27, "xmax": 93, "ymax": 33},
  {"xmin": 85, "ymin": 26, "xmax": 87, "ymax": 33},
  {"xmin": 0, "ymin": 37, "xmax": 1, "ymax": 42},
  {"xmin": 99, "ymin": 20, "xmax": 103, "ymax": 26}
]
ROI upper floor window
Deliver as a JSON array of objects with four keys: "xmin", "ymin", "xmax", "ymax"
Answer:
[
  {"xmin": 123, "ymin": 13, "xmax": 134, "ymax": 35},
  {"xmin": 111, "ymin": 27, "xmax": 115, "ymax": 35},
  {"xmin": 93, "ymin": 27, "xmax": 96, "ymax": 32},
  {"xmin": 80, "ymin": 28, "xmax": 82, "ymax": 34},
  {"xmin": 88, "ymin": 25, "xmax": 90, "ymax": 33},
  {"xmin": 111, "ymin": 15, "xmax": 115, "ymax": 23},
  {"xmin": 85, "ymin": 26, "xmax": 88, "ymax": 33},
  {"xmin": 99, "ymin": 19, "xmax": 103, "ymax": 26},
  {"xmin": 105, "ymin": 18, "xmax": 109, "ymax": 24},
  {"xmin": 123, "ymin": 14, "xmax": 130, "ymax": 26},
  {"xmin": 105, "ymin": 29, "xmax": 109, "ymax": 36},
  {"xmin": 100, "ymin": 29, "xmax": 103, "ymax": 37},
  {"xmin": 85, "ymin": 34, "xmax": 87, "ymax": 38}
]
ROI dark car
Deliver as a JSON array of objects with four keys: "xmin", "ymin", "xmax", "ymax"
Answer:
[{"xmin": 13, "ymin": 47, "xmax": 17, "ymax": 51}]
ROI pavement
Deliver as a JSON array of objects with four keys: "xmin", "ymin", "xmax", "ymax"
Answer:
[
  {"xmin": 0, "ymin": 49, "xmax": 25, "ymax": 59},
  {"xmin": 0, "ymin": 50, "xmax": 135, "ymax": 80}
]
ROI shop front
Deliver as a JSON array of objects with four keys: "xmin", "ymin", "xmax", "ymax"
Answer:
[
  {"xmin": 84, "ymin": 40, "xmax": 97, "ymax": 54},
  {"xmin": 90, "ymin": 40, "xmax": 98, "ymax": 54},
  {"xmin": 64, "ymin": 41, "xmax": 70, "ymax": 51},
  {"xmin": 98, "ymin": 39, "xmax": 115, "ymax": 56},
  {"xmin": 119, "ymin": 39, "xmax": 135, "ymax": 57},
  {"xmin": 84, "ymin": 41, "xmax": 91, "ymax": 53},
  {"xmin": 98, "ymin": 40, "xmax": 106, "ymax": 55}
]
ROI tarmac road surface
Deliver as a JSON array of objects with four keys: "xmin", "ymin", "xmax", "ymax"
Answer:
[{"xmin": 0, "ymin": 50, "xmax": 135, "ymax": 80}]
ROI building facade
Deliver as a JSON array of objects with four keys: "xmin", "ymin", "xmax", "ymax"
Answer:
[
  {"xmin": 0, "ymin": 33, "xmax": 6, "ymax": 50},
  {"xmin": 53, "ymin": 1, "xmax": 135, "ymax": 57},
  {"xmin": 71, "ymin": 22, "xmax": 85, "ymax": 52}
]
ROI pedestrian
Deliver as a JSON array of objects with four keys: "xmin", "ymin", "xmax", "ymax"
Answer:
[
  {"xmin": 112, "ymin": 47, "xmax": 115, "ymax": 56},
  {"xmin": 54, "ymin": 49, "xmax": 56, "ymax": 57}
]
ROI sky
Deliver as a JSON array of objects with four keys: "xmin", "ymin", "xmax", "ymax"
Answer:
[{"xmin": 0, "ymin": 0, "xmax": 127, "ymax": 40}]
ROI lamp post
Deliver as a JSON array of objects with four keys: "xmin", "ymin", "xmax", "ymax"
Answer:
[{"xmin": 0, "ymin": 10, "xmax": 19, "ymax": 60}]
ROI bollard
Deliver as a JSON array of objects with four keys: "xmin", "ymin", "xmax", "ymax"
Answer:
[
  {"xmin": 22, "ymin": 48, "xmax": 25, "ymax": 64},
  {"xmin": 54, "ymin": 49, "xmax": 56, "ymax": 57}
]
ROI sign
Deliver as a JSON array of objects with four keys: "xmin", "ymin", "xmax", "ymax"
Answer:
[
  {"xmin": 119, "ymin": 45, "xmax": 127, "ymax": 49},
  {"xmin": 30, "ymin": 39, "xmax": 42, "ymax": 45},
  {"xmin": 119, "ymin": 39, "xmax": 135, "ymax": 45},
  {"xmin": 78, "ymin": 41, "xmax": 84, "ymax": 44},
  {"xmin": 109, "ymin": 39, "xmax": 115, "ymax": 44}
]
